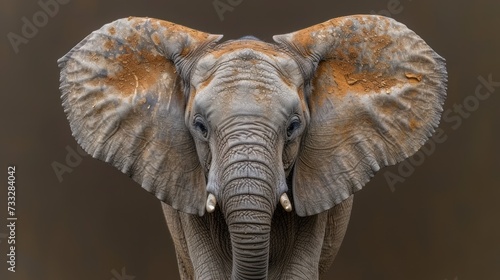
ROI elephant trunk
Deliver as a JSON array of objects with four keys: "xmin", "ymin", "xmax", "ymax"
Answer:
[
  {"xmin": 219, "ymin": 143, "xmax": 278, "ymax": 280},
  {"xmin": 224, "ymin": 186, "xmax": 272, "ymax": 279}
]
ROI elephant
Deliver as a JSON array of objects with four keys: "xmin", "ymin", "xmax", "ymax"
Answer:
[{"xmin": 58, "ymin": 15, "xmax": 447, "ymax": 279}]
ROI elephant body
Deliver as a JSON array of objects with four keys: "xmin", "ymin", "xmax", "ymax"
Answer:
[
  {"xmin": 58, "ymin": 15, "xmax": 446, "ymax": 279},
  {"xmin": 163, "ymin": 196, "xmax": 352, "ymax": 279}
]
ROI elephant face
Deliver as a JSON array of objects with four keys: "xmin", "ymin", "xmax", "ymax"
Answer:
[
  {"xmin": 187, "ymin": 40, "xmax": 307, "ymax": 208},
  {"xmin": 58, "ymin": 15, "xmax": 447, "ymax": 279}
]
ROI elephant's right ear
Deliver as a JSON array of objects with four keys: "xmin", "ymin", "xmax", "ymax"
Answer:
[{"xmin": 58, "ymin": 17, "xmax": 222, "ymax": 216}]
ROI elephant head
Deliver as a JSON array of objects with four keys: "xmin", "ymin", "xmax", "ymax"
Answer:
[{"xmin": 58, "ymin": 15, "xmax": 446, "ymax": 279}]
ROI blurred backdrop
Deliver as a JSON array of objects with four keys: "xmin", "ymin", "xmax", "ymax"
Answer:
[{"xmin": 1, "ymin": 0, "xmax": 499, "ymax": 279}]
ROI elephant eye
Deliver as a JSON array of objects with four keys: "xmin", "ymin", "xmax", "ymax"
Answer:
[
  {"xmin": 286, "ymin": 116, "xmax": 301, "ymax": 139},
  {"xmin": 193, "ymin": 116, "xmax": 209, "ymax": 139}
]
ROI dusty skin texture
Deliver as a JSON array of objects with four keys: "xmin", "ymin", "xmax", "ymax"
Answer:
[
  {"xmin": 302, "ymin": 17, "xmax": 402, "ymax": 106},
  {"xmin": 273, "ymin": 14, "xmax": 446, "ymax": 217},
  {"xmin": 95, "ymin": 47, "xmax": 173, "ymax": 98}
]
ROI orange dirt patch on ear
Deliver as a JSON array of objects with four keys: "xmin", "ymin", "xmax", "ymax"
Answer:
[
  {"xmin": 408, "ymin": 117, "xmax": 421, "ymax": 131},
  {"xmin": 312, "ymin": 56, "xmax": 399, "ymax": 107},
  {"xmin": 153, "ymin": 19, "xmax": 212, "ymax": 42},
  {"xmin": 102, "ymin": 46, "xmax": 173, "ymax": 97},
  {"xmin": 405, "ymin": 72, "xmax": 423, "ymax": 84},
  {"xmin": 306, "ymin": 16, "xmax": 405, "ymax": 102},
  {"xmin": 151, "ymin": 18, "xmax": 213, "ymax": 57},
  {"xmin": 104, "ymin": 38, "xmax": 115, "ymax": 51}
]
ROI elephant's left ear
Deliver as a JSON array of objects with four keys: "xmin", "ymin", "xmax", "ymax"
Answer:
[
  {"xmin": 274, "ymin": 15, "xmax": 447, "ymax": 216},
  {"xmin": 58, "ymin": 17, "xmax": 222, "ymax": 216}
]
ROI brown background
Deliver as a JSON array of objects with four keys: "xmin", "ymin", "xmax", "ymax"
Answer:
[{"xmin": 1, "ymin": 0, "xmax": 499, "ymax": 279}]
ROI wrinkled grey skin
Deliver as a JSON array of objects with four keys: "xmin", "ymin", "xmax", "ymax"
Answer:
[{"xmin": 58, "ymin": 15, "xmax": 447, "ymax": 279}]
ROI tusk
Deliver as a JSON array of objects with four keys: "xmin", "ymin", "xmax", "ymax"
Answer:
[
  {"xmin": 280, "ymin": 193, "xmax": 292, "ymax": 212},
  {"xmin": 206, "ymin": 193, "xmax": 217, "ymax": 213}
]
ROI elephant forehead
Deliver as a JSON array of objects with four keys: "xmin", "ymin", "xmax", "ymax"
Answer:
[
  {"xmin": 192, "ymin": 40, "xmax": 303, "ymax": 90},
  {"xmin": 195, "ymin": 76, "xmax": 299, "ymax": 122},
  {"xmin": 212, "ymin": 60, "xmax": 290, "ymax": 90},
  {"xmin": 211, "ymin": 39, "xmax": 291, "ymax": 60},
  {"xmin": 189, "ymin": 41, "xmax": 304, "ymax": 122}
]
